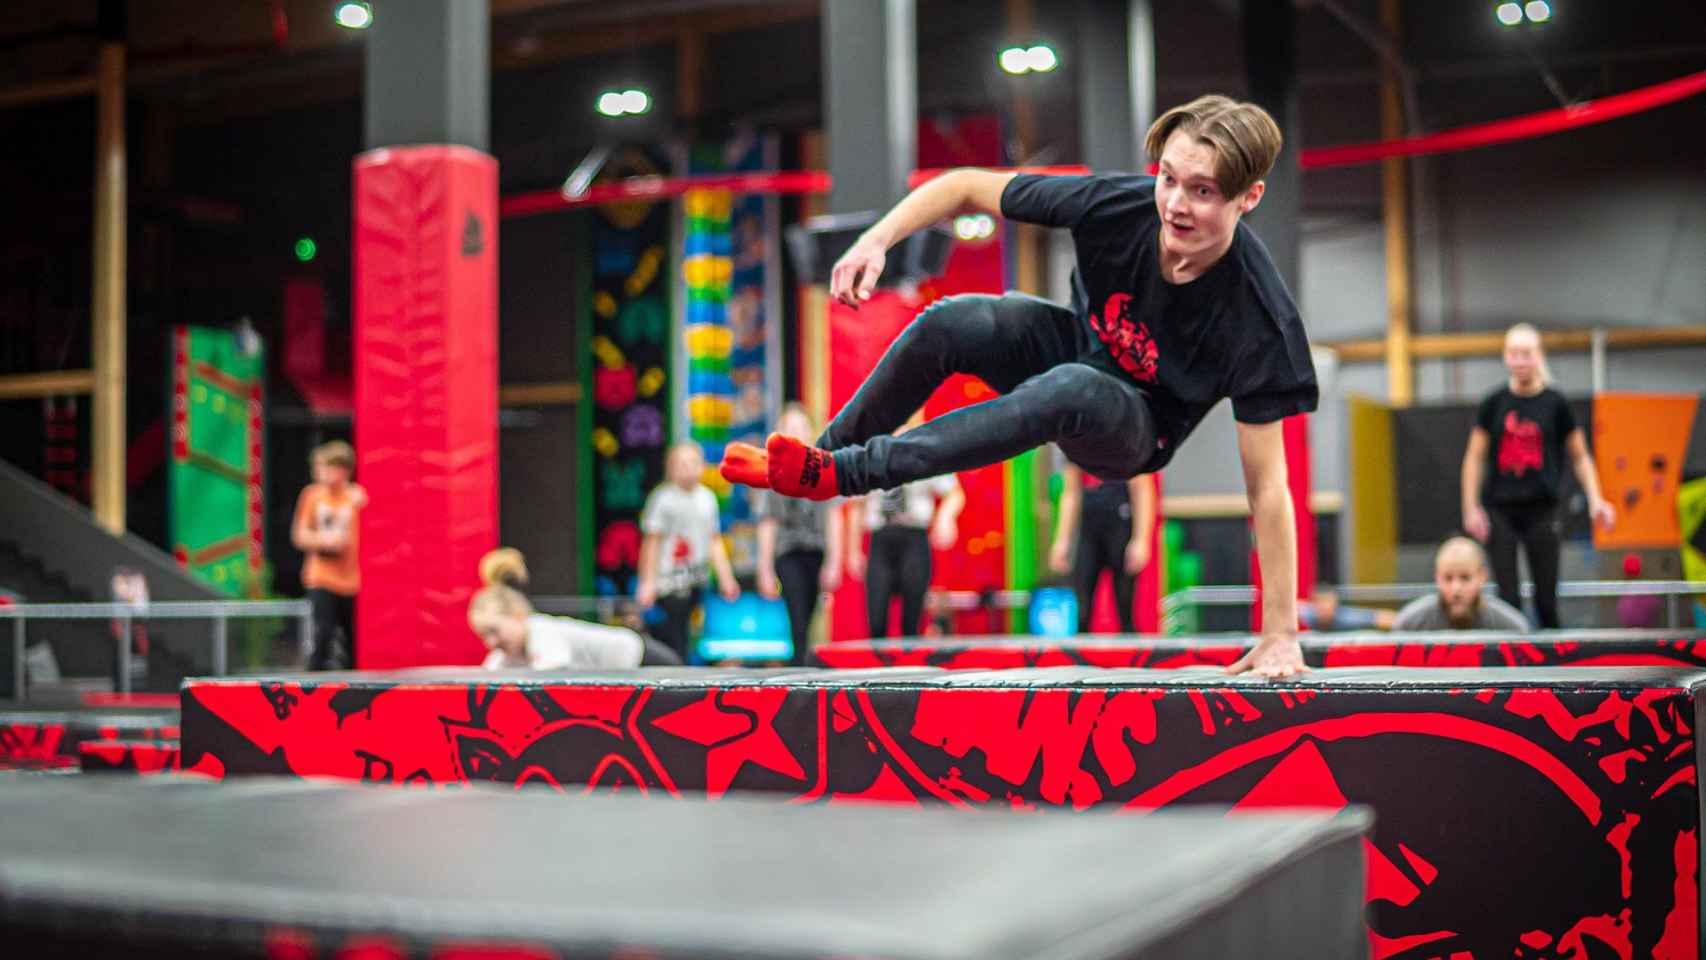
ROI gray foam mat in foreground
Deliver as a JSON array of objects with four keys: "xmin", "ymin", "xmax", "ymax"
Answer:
[{"xmin": 0, "ymin": 777, "xmax": 1370, "ymax": 959}]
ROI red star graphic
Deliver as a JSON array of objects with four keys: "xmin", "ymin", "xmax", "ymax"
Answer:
[{"xmin": 653, "ymin": 689, "xmax": 805, "ymax": 797}]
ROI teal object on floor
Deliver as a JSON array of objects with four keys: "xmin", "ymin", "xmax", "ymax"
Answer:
[
  {"xmin": 698, "ymin": 593, "xmax": 793, "ymax": 662},
  {"xmin": 1029, "ymin": 586, "xmax": 1078, "ymax": 637}
]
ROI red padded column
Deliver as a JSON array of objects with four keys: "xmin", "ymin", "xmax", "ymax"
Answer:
[{"xmin": 354, "ymin": 146, "xmax": 497, "ymax": 667}]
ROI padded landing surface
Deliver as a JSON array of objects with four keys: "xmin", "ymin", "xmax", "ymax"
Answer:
[
  {"xmin": 0, "ymin": 707, "xmax": 180, "ymax": 768},
  {"xmin": 78, "ymin": 738, "xmax": 180, "ymax": 774},
  {"xmin": 181, "ymin": 667, "xmax": 1706, "ymax": 957},
  {"xmin": 0, "ymin": 778, "xmax": 1369, "ymax": 960}
]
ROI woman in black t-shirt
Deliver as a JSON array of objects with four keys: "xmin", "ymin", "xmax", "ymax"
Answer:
[{"xmin": 1460, "ymin": 324, "xmax": 1616, "ymax": 628}]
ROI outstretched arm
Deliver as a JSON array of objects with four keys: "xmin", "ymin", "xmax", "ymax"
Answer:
[
  {"xmin": 756, "ymin": 518, "xmax": 781, "ymax": 599},
  {"xmin": 1566, "ymin": 429, "xmax": 1616, "ymax": 531},
  {"xmin": 822, "ymin": 503, "xmax": 845, "ymax": 592},
  {"xmin": 711, "ymin": 536, "xmax": 740, "ymax": 602},
  {"xmin": 1462, "ymin": 428, "xmax": 1490, "ymax": 541},
  {"xmin": 1226, "ymin": 421, "xmax": 1306, "ymax": 678},
  {"xmin": 635, "ymin": 534, "xmax": 660, "ymax": 608},
  {"xmin": 846, "ymin": 500, "xmax": 869, "ymax": 581},
  {"xmin": 290, "ymin": 490, "xmax": 321, "ymax": 553},
  {"xmin": 831, "ymin": 169, "xmax": 1018, "ymax": 307},
  {"xmin": 1049, "ymin": 467, "xmax": 1083, "ymax": 575},
  {"xmin": 930, "ymin": 484, "xmax": 966, "ymax": 551},
  {"xmin": 1124, "ymin": 474, "xmax": 1156, "ymax": 574}
]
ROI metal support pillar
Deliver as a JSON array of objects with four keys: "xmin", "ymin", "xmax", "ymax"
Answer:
[
  {"xmin": 823, "ymin": 0, "xmax": 916, "ymax": 214},
  {"xmin": 212, "ymin": 615, "xmax": 228, "ymax": 676},
  {"xmin": 117, "ymin": 615, "xmax": 132, "ymax": 694},
  {"xmin": 1078, "ymin": 0, "xmax": 1155, "ymax": 171},
  {"xmin": 12, "ymin": 619, "xmax": 24, "ymax": 702},
  {"xmin": 1240, "ymin": 0, "xmax": 1300, "ymax": 294},
  {"xmin": 364, "ymin": 0, "xmax": 489, "ymax": 151}
]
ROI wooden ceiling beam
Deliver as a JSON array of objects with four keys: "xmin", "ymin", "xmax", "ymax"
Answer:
[{"xmin": 1324, "ymin": 325, "xmax": 1706, "ymax": 363}]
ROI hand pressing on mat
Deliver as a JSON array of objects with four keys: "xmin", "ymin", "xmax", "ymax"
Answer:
[{"xmin": 1226, "ymin": 632, "xmax": 1307, "ymax": 679}]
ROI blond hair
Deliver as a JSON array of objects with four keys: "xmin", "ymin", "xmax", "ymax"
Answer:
[
  {"xmin": 1504, "ymin": 323, "xmax": 1553, "ymax": 386},
  {"xmin": 468, "ymin": 547, "xmax": 532, "ymax": 632},
  {"xmin": 479, "ymin": 547, "xmax": 528, "ymax": 589},
  {"xmin": 1144, "ymin": 94, "xmax": 1283, "ymax": 199},
  {"xmin": 311, "ymin": 440, "xmax": 354, "ymax": 470}
]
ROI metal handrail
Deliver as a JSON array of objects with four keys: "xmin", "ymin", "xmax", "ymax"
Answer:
[
  {"xmin": 3, "ymin": 599, "xmax": 312, "ymax": 703},
  {"xmin": 1161, "ymin": 580, "xmax": 1704, "ymax": 630},
  {"xmin": 531, "ymin": 590, "xmax": 1037, "ymax": 618},
  {"xmin": 540, "ymin": 579, "xmax": 1703, "ymax": 631}
]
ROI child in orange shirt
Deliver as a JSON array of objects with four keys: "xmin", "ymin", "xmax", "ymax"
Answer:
[{"xmin": 291, "ymin": 441, "xmax": 367, "ymax": 670}]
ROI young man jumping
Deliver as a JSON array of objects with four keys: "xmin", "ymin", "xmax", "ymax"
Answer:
[{"xmin": 724, "ymin": 95, "xmax": 1316, "ymax": 677}]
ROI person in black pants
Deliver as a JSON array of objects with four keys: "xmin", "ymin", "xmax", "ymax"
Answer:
[
  {"xmin": 848, "ymin": 422, "xmax": 964, "ymax": 638},
  {"xmin": 1049, "ymin": 462, "xmax": 1155, "ymax": 633},
  {"xmin": 1461, "ymin": 323, "xmax": 1616, "ymax": 628},
  {"xmin": 756, "ymin": 404, "xmax": 845, "ymax": 665},
  {"xmin": 722, "ymin": 96, "xmax": 1317, "ymax": 676}
]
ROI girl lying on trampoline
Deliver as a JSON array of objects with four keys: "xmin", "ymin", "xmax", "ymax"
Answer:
[
  {"xmin": 723, "ymin": 95, "xmax": 1317, "ymax": 678},
  {"xmin": 469, "ymin": 548, "xmax": 682, "ymax": 670}
]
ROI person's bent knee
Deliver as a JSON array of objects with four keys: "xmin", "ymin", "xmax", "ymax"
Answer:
[
  {"xmin": 1027, "ymin": 363, "xmax": 1122, "ymax": 411},
  {"xmin": 905, "ymin": 294, "xmax": 998, "ymax": 347}
]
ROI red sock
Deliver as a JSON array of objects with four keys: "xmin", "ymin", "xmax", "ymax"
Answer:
[
  {"xmin": 719, "ymin": 442, "xmax": 770, "ymax": 489},
  {"xmin": 767, "ymin": 433, "xmax": 838, "ymax": 501}
]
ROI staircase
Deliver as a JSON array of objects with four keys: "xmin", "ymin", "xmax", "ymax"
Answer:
[
  {"xmin": 0, "ymin": 457, "xmax": 219, "ymax": 698},
  {"xmin": 0, "ymin": 540, "xmax": 112, "ymax": 678}
]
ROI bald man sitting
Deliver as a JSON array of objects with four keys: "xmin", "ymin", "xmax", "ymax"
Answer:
[{"xmin": 1393, "ymin": 536, "xmax": 1532, "ymax": 632}]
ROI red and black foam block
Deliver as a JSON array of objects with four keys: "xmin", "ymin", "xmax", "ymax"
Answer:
[
  {"xmin": 0, "ymin": 708, "xmax": 180, "ymax": 769},
  {"xmin": 181, "ymin": 666, "xmax": 1703, "ymax": 957},
  {"xmin": 811, "ymin": 629, "xmax": 1706, "ymax": 671},
  {"xmin": 78, "ymin": 738, "xmax": 180, "ymax": 774},
  {"xmin": 0, "ymin": 778, "xmax": 1370, "ymax": 959}
]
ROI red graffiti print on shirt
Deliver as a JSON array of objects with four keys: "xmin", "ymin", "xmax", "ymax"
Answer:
[
  {"xmin": 1497, "ymin": 411, "xmax": 1544, "ymax": 477},
  {"xmin": 1090, "ymin": 293, "xmax": 1159, "ymax": 384}
]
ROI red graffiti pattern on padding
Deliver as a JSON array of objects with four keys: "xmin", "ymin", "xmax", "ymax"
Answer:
[
  {"xmin": 1228, "ymin": 740, "xmax": 1457, "ymax": 960},
  {"xmin": 1497, "ymin": 411, "xmax": 1545, "ymax": 476},
  {"xmin": 187, "ymin": 676, "xmax": 1703, "ymax": 956},
  {"xmin": 652, "ymin": 689, "xmax": 806, "ymax": 798}
]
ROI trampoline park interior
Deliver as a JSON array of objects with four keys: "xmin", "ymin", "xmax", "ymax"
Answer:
[{"xmin": 2, "ymin": 1, "xmax": 1706, "ymax": 957}]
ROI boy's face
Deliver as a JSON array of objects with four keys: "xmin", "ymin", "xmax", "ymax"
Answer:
[
  {"xmin": 314, "ymin": 460, "xmax": 351, "ymax": 487},
  {"xmin": 1434, "ymin": 544, "xmax": 1487, "ymax": 625},
  {"xmin": 668, "ymin": 447, "xmax": 704, "ymax": 489},
  {"xmin": 1155, "ymin": 130, "xmax": 1263, "ymax": 263}
]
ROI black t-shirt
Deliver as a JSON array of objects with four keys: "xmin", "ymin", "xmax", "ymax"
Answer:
[
  {"xmin": 1000, "ymin": 173, "xmax": 1317, "ymax": 471},
  {"xmin": 1476, "ymin": 386, "xmax": 1577, "ymax": 505}
]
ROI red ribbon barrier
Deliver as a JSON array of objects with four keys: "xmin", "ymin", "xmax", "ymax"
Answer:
[
  {"xmin": 500, "ymin": 70, "xmax": 1706, "ymax": 216},
  {"xmin": 501, "ymin": 170, "xmax": 832, "ymax": 218},
  {"xmin": 907, "ymin": 164, "xmax": 1091, "ymax": 188},
  {"xmin": 1300, "ymin": 69, "xmax": 1706, "ymax": 169}
]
